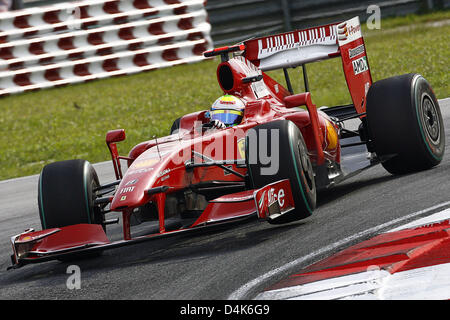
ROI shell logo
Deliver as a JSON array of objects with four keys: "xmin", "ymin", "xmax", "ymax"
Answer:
[
  {"xmin": 325, "ymin": 120, "xmax": 338, "ymax": 150},
  {"xmin": 133, "ymin": 158, "xmax": 159, "ymax": 168}
]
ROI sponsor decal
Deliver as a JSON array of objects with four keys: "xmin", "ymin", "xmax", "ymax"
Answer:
[
  {"xmin": 157, "ymin": 168, "xmax": 171, "ymax": 178},
  {"xmin": 348, "ymin": 44, "xmax": 365, "ymax": 59},
  {"xmin": 127, "ymin": 168, "xmax": 154, "ymax": 175},
  {"xmin": 120, "ymin": 186, "xmax": 135, "ymax": 194},
  {"xmin": 125, "ymin": 179, "xmax": 138, "ymax": 186},
  {"xmin": 337, "ymin": 17, "xmax": 362, "ymax": 46},
  {"xmin": 221, "ymin": 100, "xmax": 236, "ymax": 105},
  {"xmin": 258, "ymin": 190, "xmax": 266, "ymax": 210},
  {"xmin": 364, "ymin": 82, "xmax": 370, "ymax": 96},
  {"xmin": 256, "ymin": 25, "xmax": 336, "ymax": 59},
  {"xmin": 120, "ymin": 195, "xmax": 127, "ymax": 201},
  {"xmin": 347, "ymin": 24, "xmax": 361, "ymax": 37},
  {"xmin": 352, "ymin": 56, "xmax": 368, "ymax": 75},
  {"xmin": 268, "ymin": 187, "xmax": 285, "ymax": 207},
  {"xmin": 133, "ymin": 158, "xmax": 159, "ymax": 168},
  {"xmin": 251, "ymin": 80, "xmax": 270, "ymax": 99},
  {"xmin": 223, "ymin": 165, "xmax": 233, "ymax": 176},
  {"xmin": 237, "ymin": 138, "xmax": 246, "ymax": 159},
  {"xmin": 340, "ymin": 23, "xmax": 361, "ymax": 40},
  {"xmin": 325, "ymin": 120, "xmax": 338, "ymax": 150},
  {"xmin": 254, "ymin": 179, "xmax": 295, "ymax": 219}
]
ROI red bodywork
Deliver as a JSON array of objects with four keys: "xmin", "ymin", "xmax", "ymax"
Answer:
[
  {"xmin": 10, "ymin": 16, "xmax": 373, "ymax": 268},
  {"xmin": 108, "ymin": 53, "xmax": 340, "ymax": 239}
]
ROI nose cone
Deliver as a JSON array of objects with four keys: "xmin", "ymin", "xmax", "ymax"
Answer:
[
  {"xmin": 110, "ymin": 179, "xmax": 147, "ymax": 211},
  {"xmin": 110, "ymin": 151, "xmax": 165, "ymax": 211},
  {"xmin": 109, "ymin": 138, "xmax": 191, "ymax": 211}
]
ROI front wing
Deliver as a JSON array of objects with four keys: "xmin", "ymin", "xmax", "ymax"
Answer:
[{"xmin": 9, "ymin": 179, "xmax": 293, "ymax": 269}]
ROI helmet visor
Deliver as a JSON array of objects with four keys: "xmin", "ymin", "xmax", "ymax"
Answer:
[{"xmin": 210, "ymin": 109, "xmax": 243, "ymax": 126}]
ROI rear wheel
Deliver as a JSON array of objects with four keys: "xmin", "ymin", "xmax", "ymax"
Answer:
[
  {"xmin": 246, "ymin": 120, "xmax": 316, "ymax": 224},
  {"xmin": 366, "ymin": 73, "xmax": 445, "ymax": 174},
  {"xmin": 38, "ymin": 159, "xmax": 103, "ymax": 230}
]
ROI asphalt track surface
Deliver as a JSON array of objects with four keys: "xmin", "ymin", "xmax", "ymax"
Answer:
[{"xmin": 0, "ymin": 98, "xmax": 449, "ymax": 300}]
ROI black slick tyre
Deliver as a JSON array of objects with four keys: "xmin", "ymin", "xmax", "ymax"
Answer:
[
  {"xmin": 38, "ymin": 159, "xmax": 102, "ymax": 230},
  {"xmin": 366, "ymin": 73, "xmax": 445, "ymax": 174},
  {"xmin": 246, "ymin": 120, "xmax": 316, "ymax": 224}
]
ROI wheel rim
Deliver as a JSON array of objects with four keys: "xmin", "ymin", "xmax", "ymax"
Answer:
[
  {"xmin": 297, "ymin": 140, "xmax": 314, "ymax": 191},
  {"xmin": 420, "ymin": 94, "xmax": 441, "ymax": 145}
]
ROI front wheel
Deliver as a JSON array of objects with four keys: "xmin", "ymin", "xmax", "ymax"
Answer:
[
  {"xmin": 246, "ymin": 120, "xmax": 316, "ymax": 224},
  {"xmin": 38, "ymin": 159, "xmax": 103, "ymax": 230}
]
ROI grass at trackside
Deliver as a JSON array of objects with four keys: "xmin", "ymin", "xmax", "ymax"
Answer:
[{"xmin": 0, "ymin": 11, "xmax": 449, "ymax": 180}]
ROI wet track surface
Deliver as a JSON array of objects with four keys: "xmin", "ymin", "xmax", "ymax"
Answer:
[{"xmin": 0, "ymin": 98, "xmax": 449, "ymax": 300}]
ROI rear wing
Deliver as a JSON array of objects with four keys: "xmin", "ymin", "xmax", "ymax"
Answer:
[{"xmin": 205, "ymin": 16, "xmax": 372, "ymax": 115}]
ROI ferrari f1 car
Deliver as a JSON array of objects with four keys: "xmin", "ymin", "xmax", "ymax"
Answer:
[{"xmin": 9, "ymin": 16, "xmax": 445, "ymax": 269}]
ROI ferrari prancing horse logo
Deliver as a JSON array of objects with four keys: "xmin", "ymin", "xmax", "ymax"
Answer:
[{"xmin": 237, "ymin": 138, "xmax": 246, "ymax": 159}]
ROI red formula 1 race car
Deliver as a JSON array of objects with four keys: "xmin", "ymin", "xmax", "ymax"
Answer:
[{"xmin": 9, "ymin": 16, "xmax": 445, "ymax": 269}]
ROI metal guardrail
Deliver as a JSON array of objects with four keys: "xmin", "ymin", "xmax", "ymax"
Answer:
[
  {"xmin": 0, "ymin": 0, "xmax": 212, "ymax": 96},
  {"xmin": 206, "ymin": 0, "xmax": 450, "ymax": 45},
  {"xmin": 16, "ymin": 0, "xmax": 450, "ymax": 46}
]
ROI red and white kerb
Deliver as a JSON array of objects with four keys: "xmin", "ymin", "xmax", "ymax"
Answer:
[
  {"xmin": 0, "ymin": 0, "xmax": 212, "ymax": 97},
  {"xmin": 257, "ymin": 208, "xmax": 450, "ymax": 300}
]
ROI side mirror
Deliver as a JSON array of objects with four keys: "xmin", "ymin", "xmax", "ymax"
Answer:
[
  {"xmin": 106, "ymin": 129, "xmax": 126, "ymax": 144},
  {"xmin": 284, "ymin": 93, "xmax": 310, "ymax": 108},
  {"xmin": 284, "ymin": 92, "xmax": 325, "ymax": 165},
  {"xmin": 106, "ymin": 129, "xmax": 126, "ymax": 180}
]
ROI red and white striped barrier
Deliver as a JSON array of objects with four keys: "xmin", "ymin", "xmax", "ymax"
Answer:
[
  {"xmin": 257, "ymin": 207, "xmax": 450, "ymax": 300},
  {"xmin": 0, "ymin": 0, "xmax": 212, "ymax": 96}
]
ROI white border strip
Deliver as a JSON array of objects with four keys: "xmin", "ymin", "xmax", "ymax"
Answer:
[
  {"xmin": 388, "ymin": 207, "xmax": 450, "ymax": 232},
  {"xmin": 256, "ymin": 207, "xmax": 450, "ymax": 300},
  {"xmin": 228, "ymin": 201, "xmax": 450, "ymax": 300}
]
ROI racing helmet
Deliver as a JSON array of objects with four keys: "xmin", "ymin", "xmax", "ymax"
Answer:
[{"xmin": 210, "ymin": 95, "xmax": 245, "ymax": 127}]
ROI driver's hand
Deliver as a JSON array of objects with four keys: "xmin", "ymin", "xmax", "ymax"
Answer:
[{"xmin": 210, "ymin": 119, "xmax": 226, "ymax": 129}]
